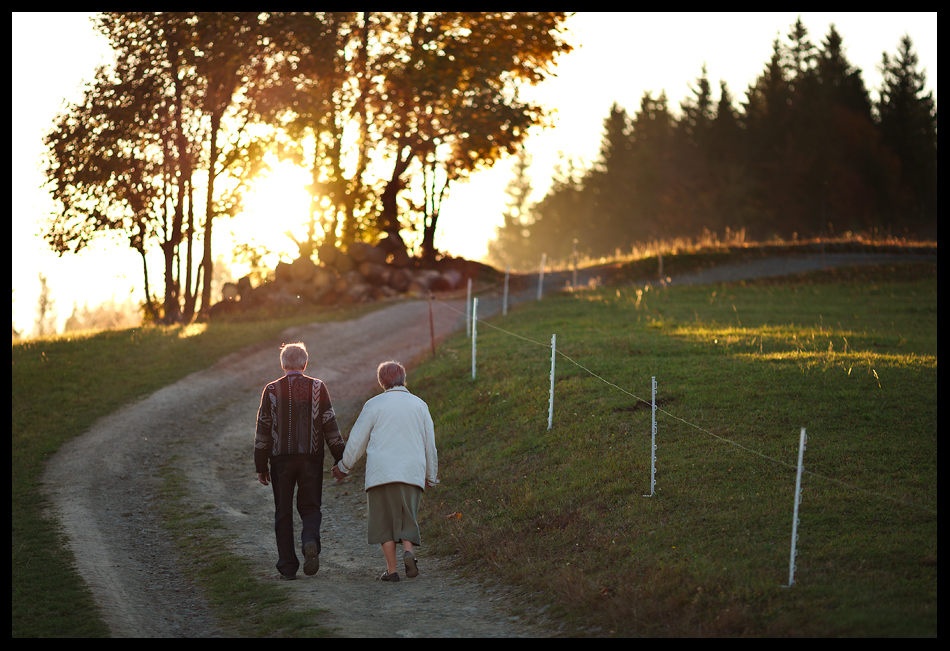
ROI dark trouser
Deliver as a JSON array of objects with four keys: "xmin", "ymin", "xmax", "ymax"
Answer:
[{"xmin": 270, "ymin": 457, "xmax": 323, "ymax": 577}]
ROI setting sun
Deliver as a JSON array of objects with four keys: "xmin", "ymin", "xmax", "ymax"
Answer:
[{"xmin": 228, "ymin": 156, "xmax": 315, "ymax": 268}]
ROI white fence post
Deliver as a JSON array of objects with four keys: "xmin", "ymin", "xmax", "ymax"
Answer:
[
  {"xmin": 547, "ymin": 334, "xmax": 556, "ymax": 430},
  {"xmin": 471, "ymin": 297, "xmax": 478, "ymax": 380},
  {"xmin": 466, "ymin": 278, "xmax": 472, "ymax": 337},
  {"xmin": 783, "ymin": 427, "xmax": 808, "ymax": 587},
  {"xmin": 503, "ymin": 265, "xmax": 509, "ymax": 316},
  {"xmin": 643, "ymin": 376, "xmax": 657, "ymax": 497},
  {"xmin": 537, "ymin": 253, "xmax": 546, "ymax": 300}
]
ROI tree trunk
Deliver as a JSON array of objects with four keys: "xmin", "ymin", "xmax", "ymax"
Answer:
[
  {"xmin": 379, "ymin": 143, "xmax": 414, "ymax": 246},
  {"xmin": 200, "ymin": 111, "xmax": 222, "ymax": 313},
  {"xmin": 138, "ymin": 243, "xmax": 159, "ymax": 322},
  {"xmin": 182, "ymin": 177, "xmax": 198, "ymax": 319},
  {"xmin": 421, "ymin": 210, "xmax": 439, "ymax": 265}
]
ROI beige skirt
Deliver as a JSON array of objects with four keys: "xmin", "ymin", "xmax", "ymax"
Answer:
[{"xmin": 366, "ymin": 482, "xmax": 423, "ymax": 546}]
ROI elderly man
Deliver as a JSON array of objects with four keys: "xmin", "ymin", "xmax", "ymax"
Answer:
[{"xmin": 255, "ymin": 342, "xmax": 345, "ymax": 580}]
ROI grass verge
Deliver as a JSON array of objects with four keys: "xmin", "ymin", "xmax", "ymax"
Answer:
[
  {"xmin": 12, "ymin": 303, "xmax": 378, "ymax": 637},
  {"xmin": 156, "ymin": 455, "xmax": 333, "ymax": 636},
  {"xmin": 414, "ymin": 261, "xmax": 937, "ymax": 636}
]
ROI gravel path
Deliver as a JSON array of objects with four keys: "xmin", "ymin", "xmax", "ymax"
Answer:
[
  {"xmin": 41, "ymin": 252, "xmax": 934, "ymax": 637},
  {"xmin": 42, "ymin": 298, "xmax": 548, "ymax": 638},
  {"xmin": 656, "ymin": 252, "xmax": 936, "ymax": 286}
]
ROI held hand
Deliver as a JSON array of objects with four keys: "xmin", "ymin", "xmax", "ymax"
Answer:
[
  {"xmin": 331, "ymin": 465, "xmax": 348, "ymax": 483},
  {"xmin": 257, "ymin": 472, "xmax": 270, "ymax": 486}
]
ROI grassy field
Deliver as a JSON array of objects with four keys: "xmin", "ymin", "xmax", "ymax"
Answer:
[
  {"xmin": 13, "ymin": 253, "xmax": 936, "ymax": 637},
  {"xmin": 414, "ymin": 261, "xmax": 937, "ymax": 636},
  {"xmin": 11, "ymin": 303, "xmax": 379, "ymax": 638}
]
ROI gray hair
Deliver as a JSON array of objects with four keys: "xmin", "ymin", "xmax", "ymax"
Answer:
[
  {"xmin": 280, "ymin": 342, "xmax": 308, "ymax": 371},
  {"xmin": 377, "ymin": 360, "xmax": 406, "ymax": 389}
]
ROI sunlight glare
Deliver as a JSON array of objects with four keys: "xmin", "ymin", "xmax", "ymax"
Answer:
[
  {"xmin": 229, "ymin": 157, "xmax": 314, "ymax": 264},
  {"xmin": 176, "ymin": 322, "xmax": 208, "ymax": 338}
]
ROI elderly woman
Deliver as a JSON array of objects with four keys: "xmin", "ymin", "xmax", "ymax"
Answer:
[{"xmin": 333, "ymin": 361, "xmax": 439, "ymax": 582}]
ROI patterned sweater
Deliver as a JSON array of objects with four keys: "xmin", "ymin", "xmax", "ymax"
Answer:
[{"xmin": 254, "ymin": 371, "xmax": 345, "ymax": 473}]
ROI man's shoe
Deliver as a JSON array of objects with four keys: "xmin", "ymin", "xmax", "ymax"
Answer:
[
  {"xmin": 404, "ymin": 551, "xmax": 419, "ymax": 578},
  {"xmin": 380, "ymin": 571, "xmax": 400, "ymax": 582},
  {"xmin": 278, "ymin": 573, "xmax": 297, "ymax": 580},
  {"xmin": 303, "ymin": 542, "xmax": 320, "ymax": 576}
]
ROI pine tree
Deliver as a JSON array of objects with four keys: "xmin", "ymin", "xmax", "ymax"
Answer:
[
  {"xmin": 679, "ymin": 63, "xmax": 714, "ymax": 150},
  {"xmin": 526, "ymin": 153, "xmax": 590, "ymax": 263},
  {"xmin": 672, "ymin": 66, "xmax": 717, "ymax": 235},
  {"xmin": 487, "ymin": 148, "xmax": 535, "ymax": 268},
  {"xmin": 484, "ymin": 17, "xmax": 935, "ymax": 254},
  {"xmin": 816, "ymin": 24, "xmax": 873, "ymax": 119},
  {"xmin": 626, "ymin": 91, "xmax": 676, "ymax": 239},
  {"xmin": 588, "ymin": 102, "xmax": 635, "ymax": 256},
  {"xmin": 707, "ymin": 80, "xmax": 752, "ymax": 232},
  {"xmin": 709, "ymin": 81, "xmax": 743, "ymax": 163},
  {"xmin": 877, "ymin": 34, "xmax": 938, "ymax": 232},
  {"xmin": 811, "ymin": 24, "xmax": 896, "ymax": 234},
  {"xmin": 742, "ymin": 36, "xmax": 793, "ymax": 236}
]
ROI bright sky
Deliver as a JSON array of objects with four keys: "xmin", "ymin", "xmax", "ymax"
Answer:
[{"xmin": 11, "ymin": 12, "xmax": 937, "ymax": 336}]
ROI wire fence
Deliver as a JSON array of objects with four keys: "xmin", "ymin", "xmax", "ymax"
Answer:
[
  {"xmin": 429, "ymin": 291, "xmax": 937, "ymax": 517},
  {"xmin": 426, "ymin": 285, "xmax": 936, "ymax": 586}
]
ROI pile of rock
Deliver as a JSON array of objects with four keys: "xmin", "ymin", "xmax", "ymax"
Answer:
[{"xmin": 209, "ymin": 241, "xmax": 493, "ymax": 319}]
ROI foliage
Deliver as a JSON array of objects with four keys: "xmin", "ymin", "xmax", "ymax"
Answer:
[
  {"xmin": 488, "ymin": 19, "xmax": 937, "ymax": 269},
  {"xmin": 262, "ymin": 12, "xmax": 573, "ymax": 263},
  {"xmin": 486, "ymin": 147, "xmax": 535, "ymax": 268},
  {"xmin": 44, "ymin": 13, "xmax": 295, "ymax": 323},
  {"xmin": 41, "ymin": 12, "xmax": 574, "ymax": 323}
]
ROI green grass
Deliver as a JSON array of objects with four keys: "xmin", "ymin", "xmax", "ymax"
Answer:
[
  {"xmin": 12, "ymin": 303, "xmax": 379, "ymax": 638},
  {"xmin": 156, "ymin": 456, "xmax": 333, "ymax": 637},
  {"xmin": 413, "ymin": 261, "xmax": 937, "ymax": 636},
  {"xmin": 13, "ymin": 252, "xmax": 937, "ymax": 637}
]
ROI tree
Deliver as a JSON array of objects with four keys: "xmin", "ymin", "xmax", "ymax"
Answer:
[
  {"xmin": 32, "ymin": 274, "xmax": 57, "ymax": 339},
  {"xmin": 487, "ymin": 16, "xmax": 934, "ymax": 255},
  {"xmin": 371, "ymin": 12, "xmax": 573, "ymax": 263},
  {"xmin": 679, "ymin": 63, "xmax": 714, "ymax": 150},
  {"xmin": 190, "ymin": 12, "xmax": 274, "ymax": 311},
  {"xmin": 624, "ymin": 90, "xmax": 677, "ymax": 240},
  {"xmin": 587, "ymin": 102, "xmax": 635, "ymax": 255},
  {"xmin": 816, "ymin": 24, "xmax": 873, "ymax": 119},
  {"xmin": 45, "ymin": 13, "xmax": 277, "ymax": 322},
  {"xmin": 256, "ymin": 12, "xmax": 368, "ymax": 257},
  {"xmin": 810, "ymin": 24, "xmax": 896, "ymax": 234},
  {"xmin": 486, "ymin": 147, "xmax": 535, "ymax": 268},
  {"xmin": 12, "ymin": 290, "xmax": 22, "ymax": 340},
  {"xmin": 63, "ymin": 294, "xmax": 141, "ymax": 333},
  {"xmin": 251, "ymin": 12, "xmax": 572, "ymax": 265},
  {"xmin": 877, "ymin": 34, "xmax": 938, "ymax": 232},
  {"xmin": 42, "ymin": 53, "xmax": 166, "ymax": 321},
  {"xmin": 527, "ymin": 153, "xmax": 590, "ymax": 263},
  {"xmin": 673, "ymin": 65, "xmax": 718, "ymax": 234}
]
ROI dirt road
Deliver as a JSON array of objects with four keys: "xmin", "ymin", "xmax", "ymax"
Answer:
[
  {"xmin": 43, "ymin": 297, "xmax": 550, "ymax": 637},
  {"xmin": 41, "ymin": 252, "xmax": 933, "ymax": 637}
]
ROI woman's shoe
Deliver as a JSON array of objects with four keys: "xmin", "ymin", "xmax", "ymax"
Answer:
[
  {"xmin": 380, "ymin": 570, "xmax": 400, "ymax": 582},
  {"xmin": 404, "ymin": 551, "xmax": 419, "ymax": 578}
]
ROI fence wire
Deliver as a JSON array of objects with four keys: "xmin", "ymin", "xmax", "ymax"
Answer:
[{"xmin": 430, "ymin": 294, "xmax": 937, "ymax": 515}]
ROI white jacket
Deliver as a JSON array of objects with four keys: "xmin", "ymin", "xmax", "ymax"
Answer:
[{"xmin": 338, "ymin": 386, "xmax": 439, "ymax": 491}]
